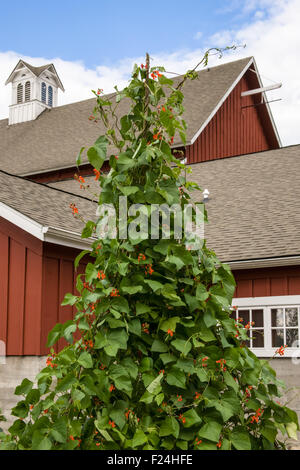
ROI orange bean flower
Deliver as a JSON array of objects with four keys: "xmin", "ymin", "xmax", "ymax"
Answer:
[{"xmin": 93, "ymin": 169, "xmax": 101, "ymax": 180}]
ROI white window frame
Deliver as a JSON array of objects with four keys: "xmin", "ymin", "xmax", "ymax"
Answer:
[{"xmin": 232, "ymin": 296, "xmax": 300, "ymax": 357}]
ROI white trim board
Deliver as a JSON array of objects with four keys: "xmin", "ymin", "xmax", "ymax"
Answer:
[
  {"xmin": 0, "ymin": 202, "xmax": 93, "ymax": 250},
  {"xmin": 44, "ymin": 226, "xmax": 93, "ymax": 250},
  {"xmin": 228, "ymin": 256, "xmax": 300, "ymax": 270},
  {"xmin": 250, "ymin": 58, "xmax": 282, "ymax": 147},
  {"xmin": 232, "ymin": 295, "xmax": 300, "ymax": 306},
  {"xmin": 0, "ymin": 202, "xmax": 45, "ymax": 240}
]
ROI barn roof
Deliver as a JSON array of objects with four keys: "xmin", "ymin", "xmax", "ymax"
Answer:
[
  {"xmin": 0, "ymin": 170, "xmax": 96, "ymax": 248},
  {"xmin": 47, "ymin": 144, "xmax": 300, "ymax": 267},
  {"xmin": 192, "ymin": 144, "xmax": 300, "ymax": 266},
  {"xmin": 0, "ymin": 56, "xmax": 268, "ymax": 177}
]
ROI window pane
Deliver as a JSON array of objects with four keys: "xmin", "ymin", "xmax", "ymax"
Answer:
[
  {"xmin": 48, "ymin": 86, "xmax": 53, "ymax": 107},
  {"xmin": 230, "ymin": 309, "xmax": 237, "ymax": 320},
  {"xmin": 252, "ymin": 309, "xmax": 264, "ymax": 328},
  {"xmin": 272, "ymin": 329, "xmax": 284, "ymax": 347},
  {"xmin": 25, "ymin": 81, "xmax": 30, "ymax": 102},
  {"xmin": 252, "ymin": 329, "xmax": 264, "ymax": 347},
  {"xmin": 271, "ymin": 308, "xmax": 284, "ymax": 327},
  {"xmin": 286, "ymin": 329, "xmax": 298, "ymax": 347},
  {"xmin": 41, "ymin": 82, "xmax": 46, "ymax": 103},
  {"xmin": 238, "ymin": 310, "xmax": 249, "ymax": 326},
  {"xmin": 285, "ymin": 308, "xmax": 298, "ymax": 327},
  {"xmin": 17, "ymin": 83, "xmax": 23, "ymax": 103}
]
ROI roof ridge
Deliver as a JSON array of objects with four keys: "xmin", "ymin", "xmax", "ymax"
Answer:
[
  {"xmin": 198, "ymin": 55, "xmax": 253, "ymax": 72},
  {"xmin": 0, "ymin": 55, "xmax": 253, "ymax": 117},
  {"xmin": 52, "ymin": 56, "xmax": 253, "ymax": 111},
  {"xmin": 21, "ymin": 60, "xmax": 52, "ymax": 75}
]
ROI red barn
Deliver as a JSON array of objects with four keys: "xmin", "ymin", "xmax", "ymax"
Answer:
[{"xmin": 0, "ymin": 56, "xmax": 299, "ymax": 430}]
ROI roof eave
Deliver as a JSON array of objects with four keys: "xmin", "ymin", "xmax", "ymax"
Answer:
[
  {"xmin": 5, "ymin": 59, "xmax": 24, "ymax": 85},
  {"xmin": 0, "ymin": 202, "xmax": 93, "ymax": 250},
  {"xmin": 44, "ymin": 226, "xmax": 93, "ymax": 250},
  {"xmin": 226, "ymin": 255, "xmax": 300, "ymax": 270},
  {"xmin": 44, "ymin": 63, "xmax": 65, "ymax": 92},
  {"xmin": 250, "ymin": 57, "xmax": 282, "ymax": 148}
]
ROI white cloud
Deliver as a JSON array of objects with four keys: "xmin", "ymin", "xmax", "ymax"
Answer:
[
  {"xmin": 0, "ymin": 0, "xmax": 299, "ymax": 145},
  {"xmin": 254, "ymin": 10, "xmax": 265, "ymax": 19},
  {"xmin": 194, "ymin": 31, "xmax": 203, "ymax": 40},
  {"xmin": 207, "ymin": 0, "xmax": 300, "ymax": 145}
]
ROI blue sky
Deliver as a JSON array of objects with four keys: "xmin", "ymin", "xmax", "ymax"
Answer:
[
  {"xmin": 0, "ymin": 1, "xmax": 299, "ymax": 145},
  {"xmin": 0, "ymin": 0, "xmax": 267, "ymax": 68}
]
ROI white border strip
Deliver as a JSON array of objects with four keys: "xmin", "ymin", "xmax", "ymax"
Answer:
[
  {"xmin": 0, "ymin": 202, "xmax": 93, "ymax": 250},
  {"xmin": 232, "ymin": 295, "xmax": 300, "ymax": 307},
  {"xmin": 0, "ymin": 202, "xmax": 45, "ymax": 240},
  {"xmin": 251, "ymin": 58, "xmax": 282, "ymax": 147},
  {"xmin": 44, "ymin": 226, "xmax": 93, "ymax": 250},
  {"xmin": 227, "ymin": 256, "xmax": 300, "ymax": 270}
]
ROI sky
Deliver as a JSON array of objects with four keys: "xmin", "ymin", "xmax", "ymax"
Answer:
[{"xmin": 0, "ymin": 0, "xmax": 299, "ymax": 145}]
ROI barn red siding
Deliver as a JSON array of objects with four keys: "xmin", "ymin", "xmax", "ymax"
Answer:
[
  {"xmin": 234, "ymin": 266, "xmax": 300, "ymax": 298},
  {"xmin": 0, "ymin": 218, "xmax": 43, "ymax": 355},
  {"xmin": 23, "ymin": 250, "xmax": 43, "ymax": 354},
  {"xmin": 0, "ymin": 231, "xmax": 9, "ymax": 354},
  {"xmin": 186, "ymin": 71, "xmax": 279, "ymax": 164},
  {"xmin": 40, "ymin": 243, "xmax": 88, "ymax": 355},
  {"xmin": 0, "ymin": 219, "xmax": 89, "ymax": 356}
]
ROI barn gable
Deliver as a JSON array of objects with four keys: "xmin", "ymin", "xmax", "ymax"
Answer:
[{"xmin": 186, "ymin": 62, "xmax": 280, "ymax": 163}]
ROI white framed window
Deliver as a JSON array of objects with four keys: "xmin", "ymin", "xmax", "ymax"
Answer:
[
  {"xmin": 41, "ymin": 82, "xmax": 46, "ymax": 103},
  {"xmin": 17, "ymin": 83, "xmax": 23, "ymax": 103},
  {"xmin": 232, "ymin": 296, "xmax": 300, "ymax": 357},
  {"xmin": 25, "ymin": 81, "xmax": 31, "ymax": 102},
  {"xmin": 48, "ymin": 86, "xmax": 53, "ymax": 107}
]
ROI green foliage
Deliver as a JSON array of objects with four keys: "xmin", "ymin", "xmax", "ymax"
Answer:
[{"xmin": 1, "ymin": 51, "xmax": 298, "ymax": 451}]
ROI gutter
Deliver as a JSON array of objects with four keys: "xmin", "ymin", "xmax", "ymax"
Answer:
[
  {"xmin": 43, "ymin": 226, "xmax": 93, "ymax": 250},
  {"xmin": 226, "ymin": 255, "xmax": 300, "ymax": 270},
  {"xmin": 0, "ymin": 202, "xmax": 94, "ymax": 251}
]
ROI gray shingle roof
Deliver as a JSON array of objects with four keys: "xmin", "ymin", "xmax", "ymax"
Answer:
[
  {"xmin": 190, "ymin": 145, "xmax": 300, "ymax": 262},
  {"xmin": 21, "ymin": 61, "xmax": 53, "ymax": 78},
  {"xmin": 0, "ymin": 171, "xmax": 96, "ymax": 234},
  {"xmin": 48, "ymin": 145, "xmax": 300, "ymax": 262},
  {"xmin": 0, "ymin": 57, "xmax": 252, "ymax": 176}
]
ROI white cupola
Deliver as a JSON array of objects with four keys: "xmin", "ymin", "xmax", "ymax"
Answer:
[{"xmin": 5, "ymin": 59, "xmax": 64, "ymax": 125}]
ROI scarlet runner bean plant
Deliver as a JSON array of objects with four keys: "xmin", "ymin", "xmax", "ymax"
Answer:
[{"xmin": 1, "ymin": 50, "xmax": 299, "ymax": 450}]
